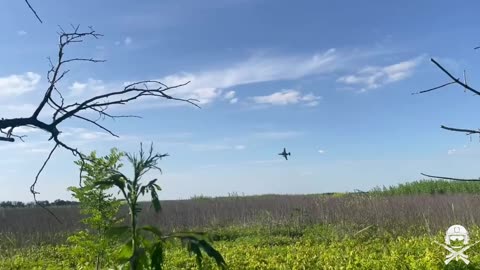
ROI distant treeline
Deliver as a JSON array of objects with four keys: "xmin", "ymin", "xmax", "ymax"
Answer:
[{"xmin": 0, "ymin": 199, "xmax": 79, "ymax": 208}]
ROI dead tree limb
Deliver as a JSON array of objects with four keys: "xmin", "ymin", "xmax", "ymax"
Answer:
[
  {"xmin": 24, "ymin": 0, "xmax": 43, "ymax": 23},
  {"xmin": 0, "ymin": 25, "xmax": 200, "ymax": 202},
  {"xmin": 414, "ymin": 57, "xmax": 480, "ymax": 181},
  {"xmin": 413, "ymin": 58, "xmax": 480, "ymax": 137},
  {"xmin": 421, "ymin": 173, "xmax": 480, "ymax": 182}
]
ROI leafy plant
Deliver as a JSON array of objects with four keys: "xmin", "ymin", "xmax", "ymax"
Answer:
[
  {"xmin": 67, "ymin": 148, "xmax": 125, "ymax": 269},
  {"xmin": 97, "ymin": 143, "xmax": 227, "ymax": 270}
]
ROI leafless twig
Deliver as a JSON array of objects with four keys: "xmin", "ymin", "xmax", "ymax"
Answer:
[
  {"xmin": 24, "ymin": 0, "xmax": 43, "ymax": 23},
  {"xmin": 421, "ymin": 173, "xmax": 480, "ymax": 182}
]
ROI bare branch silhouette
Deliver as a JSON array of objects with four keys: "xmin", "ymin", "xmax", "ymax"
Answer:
[
  {"xmin": 24, "ymin": 0, "xmax": 43, "ymax": 23},
  {"xmin": 0, "ymin": 26, "xmax": 199, "ymax": 204},
  {"xmin": 415, "ymin": 57, "xmax": 480, "ymax": 181},
  {"xmin": 30, "ymin": 143, "xmax": 63, "ymax": 223},
  {"xmin": 421, "ymin": 173, "xmax": 480, "ymax": 182}
]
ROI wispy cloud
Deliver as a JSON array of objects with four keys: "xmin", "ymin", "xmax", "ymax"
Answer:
[
  {"xmin": 337, "ymin": 56, "xmax": 423, "ymax": 92},
  {"xmin": 28, "ymin": 148, "xmax": 52, "ymax": 154},
  {"xmin": 13, "ymin": 126, "xmax": 41, "ymax": 134},
  {"xmin": 68, "ymin": 79, "xmax": 106, "ymax": 97},
  {"xmin": 156, "ymin": 49, "xmax": 338, "ymax": 105},
  {"xmin": 17, "ymin": 30, "xmax": 27, "ymax": 36},
  {"xmin": 252, "ymin": 89, "xmax": 321, "ymax": 106},
  {"xmin": 59, "ymin": 127, "xmax": 134, "ymax": 143},
  {"xmin": 234, "ymin": 145, "xmax": 245, "ymax": 150},
  {"xmin": 318, "ymin": 149, "xmax": 325, "ymax": 154},
  {"xmin": 447, "ymin": 149, "xmax": 456, "ymax": 155},
  {"xmin": 0, "ymin": 104, "xmax": 37, "ymax": 118},
  {"xmin": 224, "ymin": 91, "xmax": 235, "ymax": 99},
  {"xmin": 124, "ymin": 37, "xmax": 132, "ymax": 45},
  {"xmin": 253, "ymin": 131, "xmax": 303, "ymax": 139},
  {"xmin": 0, "ymin": 140, "xmax": 52, "ymax": 152},
  {"xmin": 187, "ymin": 143, "xmax": 247, "ymax": 151},
  {"xmin": 0, "ymin": 72, "xmax": 41, "ymax": 98},
  {"xmin": 223, "ymin": 90, "xmax": 238, "ymax": 104}
]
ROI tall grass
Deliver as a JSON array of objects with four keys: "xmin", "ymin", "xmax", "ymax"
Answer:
[
  {"xmin": 370, "ymin": 179, "xmax": 480, "ymax": 195},
  {"xmin": 3, "ymin": 180, "xmax": 480, "ymax": 248}
]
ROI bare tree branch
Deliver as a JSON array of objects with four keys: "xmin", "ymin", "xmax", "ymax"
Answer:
[
  {"xmin": 411, "ymin": 81, "xmax": 457, "ymax": 95},
  {"xmin": 0, "ymin": 26, "xmax": 199, "ymax": 207},
  {"xmin": 430, "ymin": 58, "xmax": 480, "ymax": 96},
  {"xmin": 24, "ymin": 0, "xmax": 43, "ymax": 23},
  {"xmin": 30, "ymin": 143, "xmax": 62, "ymax": 223},
  {"xmin": 441, "ymin": 125, "xmax": 480, "ymax": 135},
  {"xmin": 415, "ymin": 57, "xmax": 480, "ymax": 181},
  {"xmin": 413, "ymin": 58, "xmax": 480, "ymax": 137},
  {"xmin": 421, "ymin": 173, "xmax": 480, "ymax": 182}
]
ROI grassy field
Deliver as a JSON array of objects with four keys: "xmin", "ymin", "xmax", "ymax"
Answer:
[{"xmin": 3, "ymin": 179, "xmax": 480, "ymax": 269}]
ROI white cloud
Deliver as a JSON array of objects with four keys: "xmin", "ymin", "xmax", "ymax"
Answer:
[
  {"xmin": 29, "ymin": 148, "xmax": 51, "ymax": 154},
  {"xmin": 337, "ymin": 56, "xmax": 423, "ymax": 92},
  {"xmin": 253, "ymin": 131, "xmax": 303, "ymax": 139},
  {"xmin": 13, "ymin": 126, "xmax": 40, "ymax": 134},
  {"xmin": 223, "ymin": 90, "xmax": 238, "ymax": 104},
  {"xmin": 224, "ymin": 90, "xmax": 235, "ymax": 99},
  {"xmin": 252, "ymin": 89, "xmax": 321, "ymax": 106},
  {"xmin": 0, "ymin": 140, "xmax": 52, "ymax": 152},
  {"xmin": 17, "ymin": 30, "xmax": 27, "ymax": 36},
  {"xmin": 318, "ymin": 149, "xmax": 325, "ymax": 154},
  {"xmin": 234, "ymin": 145, "xmax": 245, "ymax": 150},
  {"xmin": 448, "ymin": 149, "xmax": 456, "ymax": 155},
  {"xmin": 68, "ymin": 79, "xmax": 106, "ymax": 97},
  {"xmin": 156, "ymin": 49, "xmax": 338, "ymax": 105},
  {"xmin": 0, "ymin": 104, "xmax": 37, "ymax": 118},
  {"xmin": 0, "ymin": 72, "xmax": 41, "ymax": 97},
  {"xmin": 59, "ymin": 127, "xmax": 129, "ymax": 142},
  {"xmin": 124, "ymin": 37, "xmax": 132, "ymax": 45}
]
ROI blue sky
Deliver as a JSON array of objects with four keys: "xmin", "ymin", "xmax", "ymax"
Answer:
[{"xmin": 1, "ymin": 0, "xmax": 480, "ymax": 201}]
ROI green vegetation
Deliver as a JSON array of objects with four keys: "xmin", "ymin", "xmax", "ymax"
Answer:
[
  {"xmin": 3, "ymin": 225, "xmax": 480, "ymax": 269},
  {"xmin": 95, "ymin": 144, "xmax": 226, "ymax": 269},
  {"xmin": 67, "ymin": 148, "xmax": 125, "ymax": 269},
  {"xmin": 370, "ymin": 179, "xmax": 480, "ymax": 195},
  {"xmin": 4, "ymin": 179, "xmax": 480, "ymax": 269}
]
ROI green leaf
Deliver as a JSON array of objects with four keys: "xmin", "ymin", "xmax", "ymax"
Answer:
[
  {"xmin": 197, "ymin": 239, "xmax": 227, "ymax": 269},
  {"xmin": 150, "ymin": 186, "xmax": 161, "ymax": 212},
  {"xmin": 117, "ymin": 240, "xmax": 133, "ymax": 263},
  {"xmin": 147, "ymin": 179, "xmax": 158, "ymax": 187},
  {"xmin": 150, "ymin": 241, "xmax": 164, "ymax": 270},
  {"xmin": 106, "ymin": 225, "xmax": 130, "ymax": 238},
  {"xmin": 139, "ymin": 225, "xmax": 162, "ymax": 238},
  {"xmin": 167, "ymin": 232, "xmax": 227, "ymax": 270},
  {"xmin": 108, "ymin": 173, "xmax": 126, "ymax": 190},
  {"xmin": 94, "ymin": 180, "xmax": 115, "ymax": 189},
  {"xmin": 188, "ymin": 240, "xmax": 203, "ymax": 268}
]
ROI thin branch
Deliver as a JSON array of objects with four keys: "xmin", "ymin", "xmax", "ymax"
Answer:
[
  {"xmin": 30, "ymin": 143, "xmax": 62, "ymax": 223},
  {"xmin": 411, "ymin": 81, "xmax": 457, "ymax": 95},
  {"xmin": 441, "ymin": 125, "xmax": 480, "ymax": 135},
  {"xmin": 421, "ymin": 173, "xmax": 480, "ymax": 182},
  {"xmin": 0, "ymin": 137, "xmax": 14, "ymax": 142},
  {"xmin": 430, "ymin": 58, "xmax": 480, "ymax": 96},
  {"xmin": 24, "ymin": 0, "xmax": 43, "ymax": 23}
]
